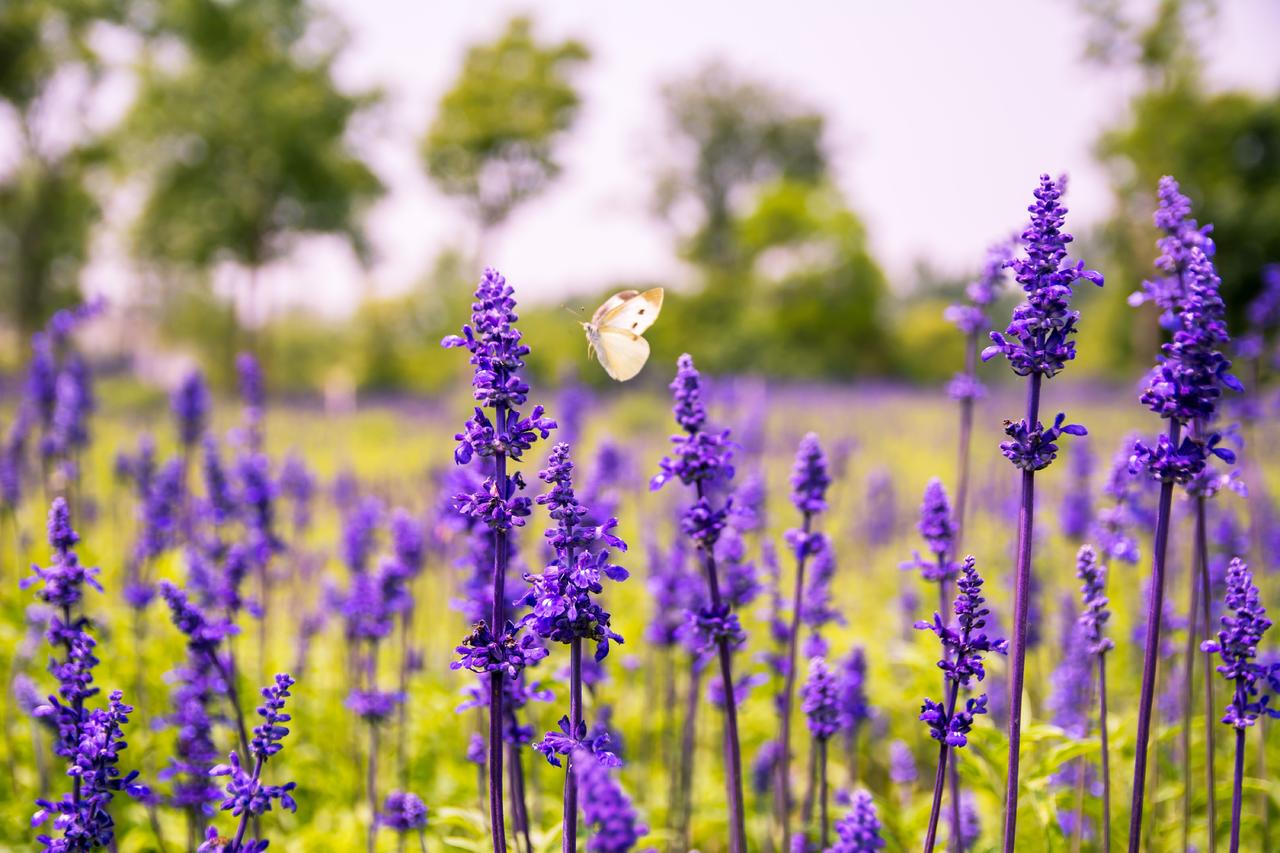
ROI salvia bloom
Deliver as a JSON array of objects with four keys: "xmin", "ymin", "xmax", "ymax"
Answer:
[
  {"xmin": 983, "ymin": 173, "xmax": 1104, "ymax": 377},
  {"xmin": 901, "ymin": 478, "xmax": 957, "ymax": 580},
  {"xmin": 790, "ymin": 432, "xmax": 831, "ymax": 516},
  {"xmin": 801, "ymin": 657, "xmax": 841, "ymax": 740},
  {"xmin": 1059, "ymin": 439, "xmax": 1094, "ymax": 540},
  {"xmin": 1091, "ymin": 435, "xmax": 1143, "ymax": 565},
  {"xmin": 520, "ymin": 443, "xmax": 629, "ymax": 660},
  {"xmin": 828, "ymin": 790, "xmax": 886, "ymax": 852},
  {"xmin": 650, "ymin": 353, "xmax": 735, "ymax": 493},
  {"xmin": 572, "ymin": 746, "xmax": 647, "ymax": 852},
  {"xmin": 379, "ymin": 791, "xmax": 429, "ymax": 831},
  {"xmin": 835, "ymin": 646, "xmax": 871, "ymax": 736},
  {"xmin": 1203, "ymin": 558, "xmax": 1276, "ymax": 729},
  {"xmin": 204, "ymin": 674, "xmax": 298, "ymax": 851},
  {"xmin": 32, "ymin": 691, "xmax": 148, "ymax": 851},
  {"xmin": 27, "ymin": 500, "xmax": 148, "ymax": 850},
  {"xmin": 889, "ymin": 740, "xmax": 917, "ymax": 786},
  {"xmin": 915, "ymin": 556, "xmax": 1008, "ymax": 747},
  {"xmin": 278, "ymin": 451, "xmax": 316, "ymax": 535},
  {"xmin": 442, "ymin": 267, "xmax": 556, "ymax": 474},
  {"xmin": 862, "ymin": 468, "xmax": 896, "ymax": 547},
  {"xmin": 1131, "ymin": 175, "xmax": 1216, "ymax": 322},
  {"xmin": 172, "ymin": 369, "xmax": 211, "ymax": 451},
  {"xmin": 1076, "ymin": 545, "xmax": 1113, "ymax": 656},
  {"xmin": 342, "ymin": 495, "xmax": 384, "ymax": 574}
]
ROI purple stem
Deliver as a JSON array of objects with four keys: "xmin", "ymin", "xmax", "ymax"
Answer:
[
  {"xmin": 694, "ymin": 480, "xmax": 748, "ymax": 853},
  {"xmin": 1001, "ymin": 371, "xmax": 1041, "ymax": 852},
  {"xmin": 940, "ymin": 575, "xmax": 962, "ymax": 853},
  {"xmin": 818, "ymin": 738, "xmax": 829, "ymax": 849},
  {"xmin": 231, "ymin": 753, "xmax": 266, "ymax": 850},
  {"xmin": 1182, "ymin": 544, "xmax": 1201, "ymax": 853},
  {"xmin": 60, "ymin": 603, "xmax": 83, "ymax": 806},
  {"xmin": 1230, "ymin": 719, "xmax": 1245, "ymax": 853},
  {"xmin": 367, "ymin": 641, "xmax": 380, "ymax": 853},
  {"xmin": 1126, "ymin": 419, "xmax": 1181, "ymax": 853},
  {"xmin": 208, "ymin": 652, "xmax": 251, "ymax": 759},
  {"xmin": 1194, "ymin": 494, "xmax": 1218, "ymax": 853},
  {"xmin": 924, "ymin": 680, "xmax": 962, "ymax": 852},
  {"xmin": 564, "ymin": 638, "xmax": 583, "ymax": 853},
  {"xmin": 488, "ymin": 433, "xmax": 509, "ymax": 853},
  {"xmin": 1099, "ymin": 652, "xmax": 1112, "ymax": 853},
  {"xmin": 675, "ymin": 657, "xmax": 702, "ymax": 852},
  {"xmin": 776, "ymin": 511, "xmax": 814, "ymax": 850}
]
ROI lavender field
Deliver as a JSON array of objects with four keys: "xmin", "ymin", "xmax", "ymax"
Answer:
[
  {"xmin": 5, "ymin": 3, "xmax": 1280, "ymax": 851},
  {"xmin": 3, "ymin": 174, "xmax": 1279, "ymax": 853}
]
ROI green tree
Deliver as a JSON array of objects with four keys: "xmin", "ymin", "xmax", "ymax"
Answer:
[
  {"xmin": 655, "ymin": 62, "xmax": 827, "ymax": 271},
  {"xmin": 120, "ymin": 0, "xmax": 383, "ymax": 350},
  {"xmin": 0, "ymin": 0, "xmax": 126, "ymax": 340},
  {"xmin": 421, "ymin": 16, "xmax": 589, "ymax": 238},
  {"xmin": 1086, "ymin": 0, "xmax": 1279, "ymax": 363}
]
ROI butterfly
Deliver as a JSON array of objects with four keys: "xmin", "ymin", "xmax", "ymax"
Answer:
[{"xmin": 582, "ymin": 287, "xmax": 664, "ymax": 381}]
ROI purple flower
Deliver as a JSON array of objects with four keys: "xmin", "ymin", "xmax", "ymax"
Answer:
[
  {"xmin": 790, "ymin": 432, "xmax": 831, "ymax": 516},
  {"xmin": 1076, "ymin": 545, "xmax": 1113, "ymax": 656},
  {"xmin": 442, "ymin": 268, "xmax": 556, "ymax": 470},
  {"xmin": 828, "ymin": 790, "xmax": 886, "ymax": 852},
  {"xmin": 345, "ymin": 688, "xmax": 403, "ymax": 724},
  {"xmin": 341, "ymin": 494, "xmax": 383, "ymax": 574},
  {"xmin": 915, "ymin": 556, "xmax": 1008, "ymax": 747},
  {"xmin": 202, "ymin": 675, "xmax": 298, "ymax": 852},
  {"xmin": 889, "ymin": 740, "xmax": 917, "ymax": 786},
  {"xmin": 171, "ymin": 369, "xmax": 211, "ymax": 450},
  {"xmin": 1090, "ymin": 435, "xmax": 1143, "ymax": 564},
  {"xmin": 650, "ymin": 354, "xmax": 734, "ymax": 492},
  {"xmin": 1059, "ymin": 439, "xmax": 1094, "ymax": 540},
  {"xmin": 278, "ymin": 451, "xmax": 316, "ymax": 535},
  {"xmin": 520, "ymin": 443, "xmax": 628, "ymax": 660},
  {"xmin": 1131, "ymin": 175, "xmax": 1216, "ymax": 322},
  {"xmin": 389, "ymin": 508, "xmax": 426, "ymax": 577},
  {"xmin": 901, "ymin": 478, "xmax": 957, "ymax": 580},
  {"xmin": 1047, "ymin": 611, "xmax": 1092, "ymax": 738},
  {"xmin": 32, "ymin": 691, "xmax": 149, "ymax": 851},
  {"xmin": 533, "ymin": 715, "xmax": 620, "ymax": 769},
  {"xmin": 998, "ymin": 412, "xmax": 1087, "ymax": 472},
  {"xmin": 836, "ymin": 646, "xmax": 871, "ymax": 736},
  {"xmin": 1203, "ymin": 558, "xmax": 1276, "ymax": 729},
  {"xmin": 862, "ymin": 468, "xmax": 896, "ymax": 546},
  {"xmin": 379, "ymin": 791, "xmax": 429, "ymax": 832},
  {"xmin": 982, "ymin": 174, "xmax": 1104, "ymax": 377},
  {"xmin": 800, "ymin": 657, "xmax": 840, "ymax": 741},
  {"xmin": 572, "ymin": 746, "xmax": 647, "ymax": 852}
]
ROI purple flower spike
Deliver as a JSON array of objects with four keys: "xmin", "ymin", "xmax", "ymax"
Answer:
[{"xmin": 829, "ymin": 790, "xmax": 886, "ymax": 852}]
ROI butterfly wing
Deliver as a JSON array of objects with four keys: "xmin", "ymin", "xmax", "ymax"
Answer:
[
  {"xmin": 595, "ymin": 326, "xmax": 651, "ymax": 382},
  {"xmin": 599, "ymin": 288, "xmax": 664, "ymax": 336}
]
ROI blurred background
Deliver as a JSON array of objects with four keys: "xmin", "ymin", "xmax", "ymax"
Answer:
[{"xmin": 3, "ymin": 0, "xmax": 1280, "ymax": 395}]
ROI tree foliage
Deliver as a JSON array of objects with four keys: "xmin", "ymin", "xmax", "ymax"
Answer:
[
  {"xmin": 121, "ymin": 0, "xmax": 383, "ymax": 276},
  {"xmin": 421, "ymin": 16, "xmax": 589, "ymax": 232},
  {"xmin": 655, "ymin": 62, "xmax": 827, "ymax": 271},
  {"xmin": 0, "ymin": 0, "xmax": 125, "ymax": 338}
]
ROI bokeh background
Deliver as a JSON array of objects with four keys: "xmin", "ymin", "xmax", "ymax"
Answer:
[
  {"xmin": 3, "ymin": 0, "xmax": 1280, "ymax": 392},
  {"xmin": 4, "ymin": 2, "xmax": 1280, "ymax": 852}
]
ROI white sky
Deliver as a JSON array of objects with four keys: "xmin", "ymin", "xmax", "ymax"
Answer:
[{"xmin": 84, "ymin": 0, "xmax": 1280, "ymax": 318}]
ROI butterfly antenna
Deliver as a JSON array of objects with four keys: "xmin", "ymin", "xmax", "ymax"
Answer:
[{"xmin": 562, "ymin": 304, "xmax": 586, "ymax": 319}]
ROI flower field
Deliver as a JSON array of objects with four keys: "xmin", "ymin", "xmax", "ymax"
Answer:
[{"xmin": 2, "ymin": 178, "xmax": 1279, "ymax": 853}]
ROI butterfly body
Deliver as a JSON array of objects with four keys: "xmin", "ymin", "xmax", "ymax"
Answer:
[{"xmin": 582, "ymin": 287, "xmax": 664, "ymax": 381}]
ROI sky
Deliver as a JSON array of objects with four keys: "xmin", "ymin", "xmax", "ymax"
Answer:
[{"xmin": 82, "ymin": 0, "xmax": 1280, "ymax": 318}]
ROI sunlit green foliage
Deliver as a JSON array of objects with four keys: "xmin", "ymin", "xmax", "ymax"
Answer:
[{"xmin": 421, "ymin": 16, "xmax": 589, "ymax": 233}]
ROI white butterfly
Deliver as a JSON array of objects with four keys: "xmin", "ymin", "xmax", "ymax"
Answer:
[{"xmin": 582, "ymin": 287, "xmax": 664, "ymax": 381}]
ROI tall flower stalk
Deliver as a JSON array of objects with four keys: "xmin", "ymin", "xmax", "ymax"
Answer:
[
  {"xmin": 776, "ymin": 433, "xmax": 831, "ymax": 850},
  {"xmin": 444, "ymin": 268, "xmax": 555, "ymax": 853},
  {"xmin": 1203, "ymin": 558, "xmax": 1277, "ymax": 853},
  {"xmin": 800, "ymin": 656, "xmax": 840, "ymax": 848},
  {"xmin": 982, "ymin": 173, "xmax": 1100, "ymax": 850},
  {"xmin": 651, "ymin": 353, "xmax": 747, "ymax": 852},
  {"xmin": 1126, "ymin": 178, "xmax": 1239, "ymax": 853},
  {"xmin": 901, "ymin": 478, "xmax": 962, "ymax": 849},
  {"xmin": 915, "ymin": 556, "xmax": 1007, "ymax": 852},
  {"xmin": 521, "ymin": 442, "xmax": 629, "ymax": 852},
  {"xmin": 27, "ymin": 498, "xmax": 149, "ymax": 850},
  {"xmin": 1075, "ymin": 545, "xmax": 1114, "ymax": 853},
  {"xmin": 945, "ymin": 238, "xmax": 1011, "ymax": 549}
]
